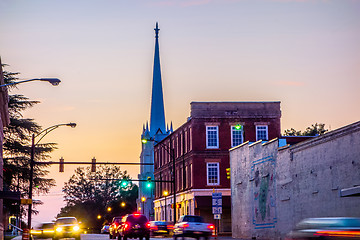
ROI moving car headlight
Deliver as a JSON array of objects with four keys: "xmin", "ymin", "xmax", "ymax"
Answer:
[
  {"xmin": 73, "ymin": 226, "xmax": 80, "ymax": 232},
  {"xmin": 56, "ymin": 227, "xmax": 63, "ymax": 232}
]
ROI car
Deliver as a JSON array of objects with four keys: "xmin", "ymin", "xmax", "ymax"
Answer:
[
  {"xmin": 109, "ymin": 217, "xmax": 123, "ymax": 239},
  {"xmin": 118, "ymin": 213, "xmax": 150, "ymax": 240},
  {"xmin": 101, "ymin": 224, "xmax": 110, "ymax": 234},
  {"xmin": 31, "ymin": 222, "xmax": 55, "ymax": 239},
  {"xmin": 149, "ymin": 221, "xmax": 173, "ymax": 236},
  {"xmin": 173, "ymin": 215, "xmax": 214, "ymax": 240},
  {"xmin": 286, "ymin": 217, "xmax": 360, "ymax": 239},
  {"xmin": 53, "ymin": 217, "xmax": 81, "ymax": 240}
]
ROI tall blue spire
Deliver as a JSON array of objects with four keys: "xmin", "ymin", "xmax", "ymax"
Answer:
[{"xmin": 150, "ymin": 22, "xmax": 166, "ymax": 136}]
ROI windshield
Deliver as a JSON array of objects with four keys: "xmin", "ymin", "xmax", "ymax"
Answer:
[
  {"xmin": 56, "ymin": 218, "xmax": 78, "ymax": 225},
  {"xmin": 183, "ymin": 216, "xmax": 204, "ymax": 223},
  {"xmin": 127, "ymin": 215, "xmax": 148, "ymax": 224}
]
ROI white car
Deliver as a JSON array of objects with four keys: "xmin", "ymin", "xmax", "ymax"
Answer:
[{"xmin": 173, "ymin": 215, "xmax": 214, "ymax": 240}]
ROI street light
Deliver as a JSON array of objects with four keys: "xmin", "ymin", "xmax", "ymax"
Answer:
[
  {"xmin": 107, "ymin": 207, "xmax": 112, "ymax": 212},
  {"xmin": 142, "ymin": 137, "xmax": 177, "ymax": 225},
  {"xmin": 28, "ymin": 122, "xmax": 76, "ymax": 229},
  {"xmin": 0, "ymin": 78, "xmax": 61, "ymax": 88},
  {"xmin": 163, "ymin": 191, "xmax": 169, "ymax": 221},
  {"xmin": 141, "ymin": 197, "xmax": 146, "ymax": 214}
]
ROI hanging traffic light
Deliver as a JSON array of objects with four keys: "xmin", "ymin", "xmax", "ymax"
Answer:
[
  {"xmin": 59, "ymin": 157, "xmax": 64, "ymax": 172},
  {"xmin": 146, "ymin": 177, "xmax": 152, "ymax": 188},
  {"xmin": 226, "ymin": 168, "xmax": 231, "ymax": 179},
  {"xmin": 91, "ymin": 157, "xmax": 96, "ymax": 172},
  {"xmin": 235, "ymin": 124, "xmax": 242, "ymax": 130},
  {"xmin": 120, "ymin": 179, "xmax": 129, "ymax": 188}
]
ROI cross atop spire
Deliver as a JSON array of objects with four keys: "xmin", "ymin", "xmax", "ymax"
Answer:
[{"xmin": 154, "ymin": 22, "xmax": 160, "ymax": 39}]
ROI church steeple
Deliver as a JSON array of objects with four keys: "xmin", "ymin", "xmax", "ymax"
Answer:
[{"xmin": 150, "ymin": 22, "xmax": 166, "ymax": 136}]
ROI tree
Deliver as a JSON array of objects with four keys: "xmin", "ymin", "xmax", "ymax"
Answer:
[
  {"xmin": 59, "ymin": 165, "xmax": 138, "ymax": 232},
  {"xmin": 283, "ymin": 123, "xmax": 328, "ymax": 136},
  {"xmin": 2, "ymin": 64, "xmax": 56, "ymax": 218}
]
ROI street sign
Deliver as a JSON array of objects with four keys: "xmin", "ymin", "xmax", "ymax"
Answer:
[
  {"xmin": 212, "ymin": 207, "xmax": 222, "ymax": 214},
  {"xmin": 212, "ymin": 192, "xmax": 222, "ymax": 214},
  {"xmin": 214, "ymin": 214, "xmax": 221, "ymax": 219}
]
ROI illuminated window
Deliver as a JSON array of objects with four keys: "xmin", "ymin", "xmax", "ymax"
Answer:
[
  {"xmin": 206, "ymin": 126, "xmax": 219, "ymax": 149},
  {"xmin": 207, "ymin": 162, "xmax": 219, "ymax": 185}
]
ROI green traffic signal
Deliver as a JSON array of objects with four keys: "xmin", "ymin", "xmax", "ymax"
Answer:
[
  {"xmin": 146, "ymin": 176, "xmax": 152, "ymax": 188},
  {"xmin": 235, "ymin": 124, "xmax": 242, "ymax": 130},
  {"xmin": 120, "ymin": 180, "xmax": 129, "ymax": 188}
]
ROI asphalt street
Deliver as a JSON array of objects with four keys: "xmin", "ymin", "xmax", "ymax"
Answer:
[{"xmin": 12, "ymin": 234, "xmax": 251, "ymax": 240}]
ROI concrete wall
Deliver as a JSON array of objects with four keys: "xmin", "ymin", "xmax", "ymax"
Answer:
[{"xmin": 230, "ymin": 121, "xmax": 360, "ymax": 240}]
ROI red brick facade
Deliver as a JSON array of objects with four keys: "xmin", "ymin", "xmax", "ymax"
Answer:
[{"xmin": 153, "ymin": 102, "xmax": 281, "ymax": 232}]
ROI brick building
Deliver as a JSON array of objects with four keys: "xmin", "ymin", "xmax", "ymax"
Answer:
[{"xmin": 153, "ymin": 101, "xmax": 281, "ymax": 233}]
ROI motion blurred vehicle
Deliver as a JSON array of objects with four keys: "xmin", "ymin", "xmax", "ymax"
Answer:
[
  {"xmin": 53, "ymin": 217, "xmax": 81, "ymax": 240},
  {"xmin": 109, "ymin": 216, "xmax": 123, "ymax": 239},
  {"xmin": 173, "ymin": 215, "xmax": 214, "ymax": 240},
  {"xmin": 286, "ymin": 217, "xmax": 360, "ymax": 239},
  {"xmin": 101, "ymin": 224, "xmax": 110, "ymax": 234},
  {"xmin": 118, "ymin": 213, "xmax": 150, "ymax": 240},
  {"xmin": 31, "ymin": 222, "xmax": 55, "ymax": 239},
  {"xmin": 149, "ymin": 221, "xmax": 173, "ymax": 236}
]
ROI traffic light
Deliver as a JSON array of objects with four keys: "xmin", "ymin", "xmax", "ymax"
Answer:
[
  {"xmin": 120, "ymin": 179, "xmax": 129, "ymax": 188},
  {"xmin": 226, "ymin": 168, "xmax": 231, "ymax": 179},
  {"xmin": 146, "ymin": 177, "xmax": 152, "ymax": 188},
  {"xmin": 235, "ymin": 124, "xmax": 242, "ymax": 130},
  {"xmin": 59, "ymin": 157, "xmax": 64, "ymax": 172},
  {"xmin": 91, "ymin": 157, "xmax": 96, "ymax": 172}
]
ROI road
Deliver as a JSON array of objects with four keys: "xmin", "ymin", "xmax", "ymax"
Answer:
[
  {"xmin": 13, "ymin": 235, "xmax": 244, "ymax": 240},
  {"xmin": 79, "ymin": 235, "xmax": 245, "ymax": 240}
]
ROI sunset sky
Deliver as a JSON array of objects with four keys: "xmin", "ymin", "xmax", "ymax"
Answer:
[{"xmin": 1, "ymin": 0, "xmax": 359, "ymax": 225}]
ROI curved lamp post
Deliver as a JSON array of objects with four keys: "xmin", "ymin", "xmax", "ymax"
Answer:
[
  {"xmin": 141, "ymin": 137, "xmax": 176, "ymax": 224},
  {"xmin": 0, "ymin": 78, "xmax": 61, "ymax": 88},
  {"xmin": 28, "ymin": 123, "xmax": 76, "ymax": 229}
]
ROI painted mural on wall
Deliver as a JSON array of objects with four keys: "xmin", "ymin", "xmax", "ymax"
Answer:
[{"xmin": 251, "ymin": 155, "xmax": 277, "ymax": 229}]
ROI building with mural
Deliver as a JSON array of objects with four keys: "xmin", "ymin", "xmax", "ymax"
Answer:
[
  {"xmin": 138, "ymin": 23, "xmax": 172, "ymax": 220},
  {"xmin": 153, "ymin": 101, "xmax": 282, "ymax": 233},
  {"xmin": 229, "ymin": 121, "xmax": 360, "ymax": 239}
]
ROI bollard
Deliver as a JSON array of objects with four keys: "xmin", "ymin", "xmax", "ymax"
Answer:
[{"xmin": 22, "ymin": 228, "xmax": 30, "ymax": 240}]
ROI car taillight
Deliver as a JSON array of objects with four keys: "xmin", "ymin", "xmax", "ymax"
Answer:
[
  {"xmin": 134, "ymin": 213, "xmax": 141, "ymax": 217},
  {"xmin": 167, "ymin": 225, "xmax": 174, "ymax": 230},
  {"xmin": 207, "ymin": 224, "xmax": 215, "ymax": 230},
  {"xmin": 124, "ymin": 223, "xmax": 130, "ymax": 230},
  {"xmin": 146, "ymin": 222, "xmax": 151, "ymax": 228},
  {"xmin": 181, "ymin": 223, "xmax": 189, "ymax": 229},
  {"xmin": 314, "ymin": 230, "xmax": 360, "ymax": 237}
]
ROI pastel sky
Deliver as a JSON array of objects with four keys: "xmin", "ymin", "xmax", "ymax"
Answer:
[{"xmin": 1, "ymin": 0, "xmax": 359, "ymax": 225}]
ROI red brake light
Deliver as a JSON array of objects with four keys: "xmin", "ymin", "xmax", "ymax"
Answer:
[
  {"xmin": 182, "ymin": 223, "xmax": 189, "ymax": 229},
  {"xmin": 133, "ymin": 213, "xmax": 140, "ymax": 217},
  {"xmin": 167, "ymin": 225, "xmax": 174, "ymax": 230},
  {"xmin": 315, "ymin": 230, "xmax": 360, "ymax": 237},
  {"xmin": 207, "ymin": 224, "xmax": 215, "ymax": 230},
  {"xmin": 146, "ymin": 222, "xmax": 151, "ymax": 228}
]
